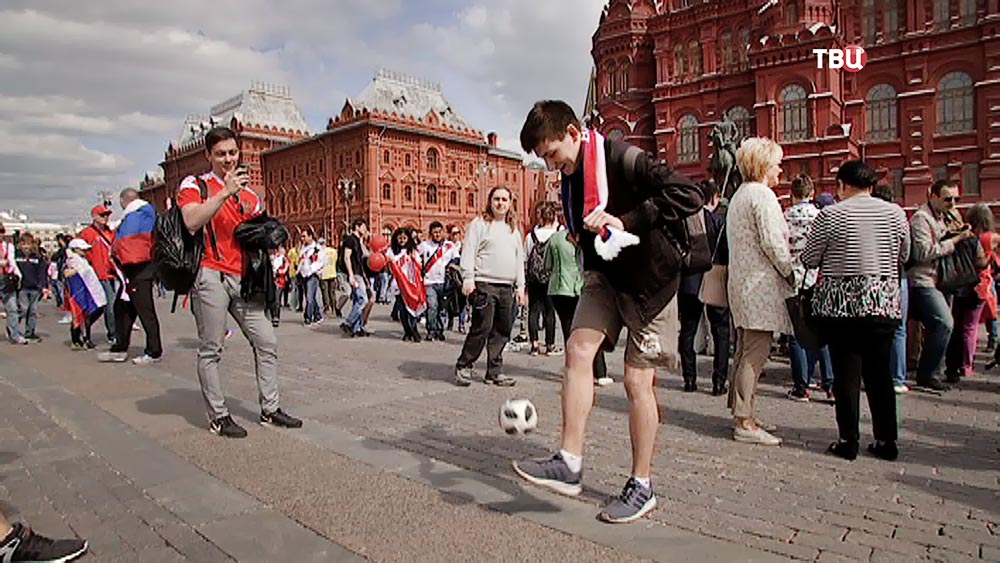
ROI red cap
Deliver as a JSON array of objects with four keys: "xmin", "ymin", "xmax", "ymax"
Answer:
[{"xmin": 91, "ymin": 205, "xmax": 112, "ymax": 216}]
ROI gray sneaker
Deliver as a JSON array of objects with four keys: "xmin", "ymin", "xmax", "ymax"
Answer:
[
  {"xmin": 599, "ymin": 477, "xmax": 657, "ymax": 523},
  {"xmin": 97, "ymin": 351, "xmax": 128, "ymax": 363},
  {"xmin": 454, "ymin": 366, "xmax": 473, "ymax": 387},
  {"xmin": 512, "ymin": 453, "xmax": 582, "ymax": 496}
]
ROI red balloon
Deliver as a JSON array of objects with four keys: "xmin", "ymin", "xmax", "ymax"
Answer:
[
  {"xmin": 369, "ymin": 234, "xmax": 390, "ymax": 253},
  {"xmin": 368, "ymin": 252, "xmax": 388, "ymax": 273}
]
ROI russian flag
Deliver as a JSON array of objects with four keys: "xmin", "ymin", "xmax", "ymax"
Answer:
[
  {"xmin": 114, "ymin": 200, "xmax": 156, "ymax": 265},
  {"xmin": 66, "ymin": 253, "xmax": 107, "ymax": 327}
]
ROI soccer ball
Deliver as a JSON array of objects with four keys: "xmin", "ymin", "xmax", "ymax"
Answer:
[{"xmin": 498, "ymin": 399, "xmax": 538, "ymax": 434}]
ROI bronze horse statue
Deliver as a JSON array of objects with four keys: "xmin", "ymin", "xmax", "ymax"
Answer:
[{"xmin": 708, "ymin": 120, "xmax": 743, "ymax": 199}]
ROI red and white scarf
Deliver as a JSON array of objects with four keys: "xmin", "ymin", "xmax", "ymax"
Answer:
[
  {"xmin": 582, "ymin": 129, "xmax": 639, "ymax": 260},
  {"xmin": 387, "ymin": 249, "xmax": 427, "ymax": 317}
]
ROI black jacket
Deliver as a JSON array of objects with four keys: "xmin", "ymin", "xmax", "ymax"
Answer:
[
  {"xmin": 562, "ymin": 138, "xmax": 704, "ymax": 323},
  {"xmin": 234, "ymin": 215, "xmax": 288, "ymax": 316}
]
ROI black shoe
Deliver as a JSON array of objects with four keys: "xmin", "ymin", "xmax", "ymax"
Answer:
[
  {"xmin": 827, "ymin": 441, "xmax": 859, "ymax": 461},
  {"xmin": 352, "ymin": 329, "xmax": 372, "ymax": 338},
  {"xmin": 24, "ymin": 334, "xmax": 42, "ymax": 342},
  {"xmin": 944, "ymin": 372, "xmax": 962, "ymax": 384},
  {"xmin": 83, "ymin": 340, "xmax": 96, "ymax": 350},
  {"xmin": 271, "ymin": 319, "xmax": 280, "ymax": 328},
  {"xmin": 683, "ymin": 381, "xmax": 697, "ymax": 393},
  {"xmin": 260, "ymin": 408, "xmax": 303, "ymax": 429},
  {"xmin": 917, "ymin": 378, "xmax": 950, "ymax": 391},
  {"xmin": 712, "ymin": 383, "xmax": 728, "ymax": 396},
  {"xmin": 209, "ymin": 415, "xmax": 248, "ymax": 438},
  {"xmin": 868, "ymin": 441, "xmax": 898, "ymax": 461},
  {"xmin": 340, "ymin": 323, "xmax": 351, "ymax": 335},
  {"xmin": 0, "ymin": 523, "xmax": 87, "ymax": 563}
]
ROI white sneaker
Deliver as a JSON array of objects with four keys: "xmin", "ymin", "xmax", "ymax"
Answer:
[
  {"xmin": 132, "ymin": 354, "xmax": 160, "ymax": 366},
  {"xmin": 733, "ymin": 425, "xmax": 782, "ymax": 446},
  {"xmin": 894, "ymin": 384, "xmax": 909, "ymax": 394},
  {"xmin": 57, "ymin": 314, "xmax": 73, "ymax": 325},
  {"xmin": 97, "ymin": 351, "xmax": 128, "ymax": 363},
  {"xmin": 595, "ymin": 377, "xmax": 614, "ymax": 387}
]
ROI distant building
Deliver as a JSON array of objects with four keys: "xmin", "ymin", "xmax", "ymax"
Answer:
[
  {"xmin": 0, "ymin": 210, "xmax": 75, "ymax": 252},
  {"xmin": 589, "ymin": 0, "xmax": 999, "ymax": 206},
  {"xmin": 152, "ymin": 82, "xmax": 310, "ymax": 210},
  {"xmin": 261, "ymin": 69, "xmax": 559, "ymax": 241}
]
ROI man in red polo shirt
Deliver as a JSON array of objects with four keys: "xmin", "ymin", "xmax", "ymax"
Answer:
[
  {"xmin": 78, "ymin": 204, "xmax": 118, "ymax": 345},
  {"xmin": 177, "ymin": 126, "xmax": 301, "ymax": 439}
]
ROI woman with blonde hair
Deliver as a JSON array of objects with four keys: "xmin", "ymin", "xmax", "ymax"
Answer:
[{"xmin": 726, "ymin": 137, "xmax": 794, "ymax": 446}]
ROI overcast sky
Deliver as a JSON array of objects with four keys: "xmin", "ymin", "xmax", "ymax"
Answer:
[{"xmin": 0, "ymin": 0, "xmax": 606, "ymax": 224}]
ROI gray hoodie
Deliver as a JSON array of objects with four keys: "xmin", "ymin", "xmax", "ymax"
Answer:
[{"xmin": 460, "ymin": 216, "xmax": 524, "ymax": 292}]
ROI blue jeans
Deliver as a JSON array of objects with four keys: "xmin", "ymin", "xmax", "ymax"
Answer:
[
  {"xmin": 2, "ymin": 290, "xmax": 21, "ymax": 341},
  {"xmin": 345, "ymin": 275, "xmax": 369, "ymax": 333},
  {"xmin": 789, "ymin": 336, "xmax": 834, "ymax": 390},
  {"xmin": 908, "ymin": 285, "xmax": 954, "ymax": 382},
  {"xmin": 304, "ymin": 275, "xmax": 321, "ymax": 323},
  {"xmin": 100, "ymin": 279, "xmax": 117, "ymax": 341},
  {"xmin": 377, "ymin": 271, "xmax": 390, "ymax": 303},
  {"xmin": 889, "ymin": 280, "xmax": 909, "ymax": 386},
  {"xmin": 425, "ymin": 283, "xmax": 446, "ymax": 336},
  {"xmin": 18, "ymin": 289, "xmax": 41, "ymax": 338}
]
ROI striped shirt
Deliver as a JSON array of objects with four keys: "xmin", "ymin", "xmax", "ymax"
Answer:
[{"xmin": 801, "ymin": 195, "xmax": 910, "ymax": 278}]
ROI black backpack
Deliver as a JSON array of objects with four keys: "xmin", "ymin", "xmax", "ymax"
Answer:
[
  {"xmin": 154, "ymin": 178, "xmax": 218, "ymax": 309},
  {"xmin": 525, "ymin": 231, "xmax": 552, "ymax": 285},
  {"xmin": 621, "ymin": 145, "xmax": 712, "ymax": 275}
]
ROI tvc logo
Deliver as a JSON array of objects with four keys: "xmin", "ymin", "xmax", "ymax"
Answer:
[{"xmin": 813, "ymin": 45, "xmax": 867, "ymax": 72}]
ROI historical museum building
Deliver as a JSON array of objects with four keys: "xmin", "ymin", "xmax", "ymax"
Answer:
[
  {"xmin": 588, "ymin": 0, "xmax": 999, "ymax": 207},
  {"xmin": 149, "ymin": 73, "xmax": 559, "ymax": 240}
]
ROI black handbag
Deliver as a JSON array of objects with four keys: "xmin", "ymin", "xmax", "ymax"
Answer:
[
  {"xmin": 2, "ymin": 273, "xmax": 17, "ymax": 293},
  {"xmin": 937, "ymin": 237, "xmax": 980, "ymax": 293},
  {"xmin": 786, "ymin": 287, "xmax": 823, "ymax": 349}
]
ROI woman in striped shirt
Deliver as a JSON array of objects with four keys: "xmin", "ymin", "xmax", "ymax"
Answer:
[{"xmin": 801, "ymin": 160, "xmax": 910, "ymax": 462}]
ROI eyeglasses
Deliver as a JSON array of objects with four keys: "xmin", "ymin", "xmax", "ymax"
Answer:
[{"xmin": 942, "ymin": 196, "xmax": 961, "ymax": 203}]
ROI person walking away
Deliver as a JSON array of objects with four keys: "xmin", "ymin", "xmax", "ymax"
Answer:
[
  {"xmin": 944, "ymin": 203, "xmax": 993, "ymax": 383},
  {"xmin": 677, "ymin": 180, "xmax": 731, "ymax": 394},
  {"xmin": 454, "ymin": 187, "xmax": 526, "ymax": 387},
  {"xmin": 512, "ymin": 100, "xmax": 702, "ymax": 523},
  {"xmin": 177, "ymin": 126, "xmax": 302, "ymax": 438},
  {"xmin": 726, "ymin": 137, "xmax": 795, "ymax": 446},
  {"xmin": 78, "ymin": 205, "xmax": 118, "ymax": 345},
  {"xmin": 801, "ymin": 160, "xmax": 909, "ymax": 461},
  {"xmin": 99, "ymin": 188, "xmax": 163, "ymax": 365},
  {"xmin": 525, "ymin": 203, "xmax": 562, "ymax": 356},
  {"xmin": 419, "ymin": 221, "xmax": 459, "ymax": 341},
  {"xmin": 784, "ymin": 174, "xmax": 834, "ymax": 401},
  {"xmin": 386, "ymin": 228, "xmax": 427, "ymax": 342},
  {"xmin": 546, "ymin": 228, "xmax": 612, "ymax": 385}
]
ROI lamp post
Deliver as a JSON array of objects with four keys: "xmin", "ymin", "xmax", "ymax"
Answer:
[{"xmin": 337, "ymin": 169, "xmax": 362, "ymax": 237}]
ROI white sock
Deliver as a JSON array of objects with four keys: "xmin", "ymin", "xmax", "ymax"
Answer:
[
  {"xmin": 559, "ymin": 449, "xmax": 582, "ymax": 473},
  {"xmin": 633, "ymin": 476, "xmax": 651, "ymax": 489}
]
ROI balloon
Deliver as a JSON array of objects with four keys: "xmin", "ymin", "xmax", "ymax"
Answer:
[
  {"xmin": 369, "ymin": 234, "xmax": 390, "ymax": 253},
  {"xmin": 368, "ymin": 252, "xmax": 388, "ymax": 273}
]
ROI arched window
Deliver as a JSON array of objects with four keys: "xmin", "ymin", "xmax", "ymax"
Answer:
[
  {"xmin": 677, "ymin": 115, "xmax": 700, "ymax": 164},
  {"xmin": 449, "ymin": 190, "xmax": 458, "ymax": 207},
  {"xmin": 467, "ymin": 193, "xmax": 476, "ymax": 208},
  {"xmin": 785, "ymin": 1, "xmax": 799, "ymax": 25},
  {"xmin": 934, "ymin": 0, "xmax": 951, "ymax": 29},
  {"xmin": 960, "ymin": 0, "xmax": 976, "ymax": 26},
  {"xmin": 383, "ymin": 150, "xmax": 390, "ymax": 165},
  {"xmin": 938, "ymin": 72, "xmax": 974, "ymax": 134},
  {"xmin": 426, "ymin": 148, "xmax": 439, "ymax": 170},
  {"xmin": 720, "ymin": 32, "xmax": 734, "ymax": 73},
  {"xmin": 885, "ymin": 0, "xmax": 901, "ymax": 41},
  {"xmin": 739, "ymin": 28, "xmax": 750, "ymax": 68},
  {"xmin": 404, "ymin": 185, "xmax": 413, "ymax": 202},
  {"xmin": 779, "ymin": 84, "xmax": 810, "ymax": 141},
  {"xmin": 866, "ymin": 84, "xmax": 898, "ymax": 141},
  {"xmin": 862, "ymin": 0, "xmax": 877, "ymax": 44},
  {"xmin": 382, "ymin": 183, "xmax": 392, "ymax": 201},
  {"xmin": 404, "ymin": 154, "xmax": 411, "ymax": 167},
  {"xmin": 726, "ymin": 106, "xmax": 753, "ymax": 139},
  {"xmin": 673, "ymin": 44, "xmax": 686, "ymax": 81},
  {"xmin": 619, "ymin": 65, "xmax": 629, "ymax": 93},
  {"xmin": 607, "ymin": 62, "xmax": 617, "ymax": 96},
  {"xmin": 426, "ymin": 184, "xmax": 438, "ymax": 205},
  {"xmin": 688, "ymin": 41, "xmax": 702, "ymax": 76}
]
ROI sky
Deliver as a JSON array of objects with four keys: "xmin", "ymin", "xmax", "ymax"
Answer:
[{"xmin": 0, "ymin": 0, "xmax": 607, "ymax": 224}]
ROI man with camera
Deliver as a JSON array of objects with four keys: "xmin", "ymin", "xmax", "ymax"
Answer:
[{"xmin": 178, "ymin": 126, "xmax": 302, "ymax": 438}]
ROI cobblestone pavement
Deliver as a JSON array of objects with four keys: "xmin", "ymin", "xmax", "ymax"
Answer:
[{"xmin": 2, "ymin": 300, "xmax": 998, "ymax": 562}]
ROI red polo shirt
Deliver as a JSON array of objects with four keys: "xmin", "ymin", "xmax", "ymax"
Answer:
[{"xmin": 177, "ymin": 172, "xmax": 262, "ymax": 277}]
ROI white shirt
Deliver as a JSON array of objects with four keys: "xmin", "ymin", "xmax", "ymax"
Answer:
[{"xmin": 418, "ymin": 240, "xmax": 459, "ymax": 285}]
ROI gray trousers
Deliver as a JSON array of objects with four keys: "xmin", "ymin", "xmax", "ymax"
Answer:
[{"xmin": 190, "ymin": 268, "xmax": 280, "ymax": 421}]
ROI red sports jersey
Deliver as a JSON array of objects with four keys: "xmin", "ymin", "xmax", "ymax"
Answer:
[
  {"xmin": 78, "ymin": 224, "xmax": 116, "ymax": 281},
  {"xmin": 177, "ymin": 172, "xmax": 262, "ymax": 277}
]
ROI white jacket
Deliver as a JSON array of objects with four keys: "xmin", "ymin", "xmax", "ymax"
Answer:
[{"xmin": 298, "ymin": 243, "xmax": 323, "ymax": 278}]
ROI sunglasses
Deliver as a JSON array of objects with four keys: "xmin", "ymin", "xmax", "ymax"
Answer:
[{"xmin": 942, "ymin": 196, "xmax": 961, "ymax": 203}]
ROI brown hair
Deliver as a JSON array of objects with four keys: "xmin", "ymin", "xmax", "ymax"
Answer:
[
  {"xmin": 519, "ymin": 100, "xmax": 579, "ymax": 154},
  {"xmin": 930, "ymin": 179, "xmax": 958, "ymax": 197},
  {"xmin": 482, "ymin": 186, "xmax": 517, "ymax": 230},
  {"xmin": 790, "ymin": 174, "xmax": 814, "ymax": 200}
]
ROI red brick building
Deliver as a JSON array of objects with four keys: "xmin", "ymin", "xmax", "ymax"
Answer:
[
  {"xmin": 589, "ymin": 0, "xmax": 999, "ymax": 207},
  {"xmin": 261, "ymin": 70, "xmax": 559, "ymax": 240},
  {"xmin": 146, "ymin": 83, "xmax": 310, "ymax": 210}
]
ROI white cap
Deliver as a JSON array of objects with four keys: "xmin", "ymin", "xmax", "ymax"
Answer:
[{"xmin": 68, "ymin": 238, "xmax": 92, "ymax": 250}]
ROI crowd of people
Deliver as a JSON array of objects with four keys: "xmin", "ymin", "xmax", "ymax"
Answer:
[{"xmin": 0, "ymin": 104, "xmax": 994, "ymax": 553}]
